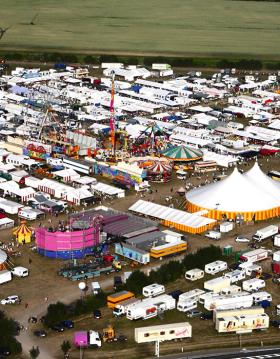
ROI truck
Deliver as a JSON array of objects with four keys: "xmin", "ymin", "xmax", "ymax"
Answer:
[
  {"xmin": 142, "ymin": 284, "xmax": 165, "ymax": 298},
  {"xmin": 205, "ymin": 231, "xmax": 221, "ymax": 240},
  {"xmin": 126, "ymin": 295, "xmax": 176, "ymax": 321},
  {"xmin": 252, "ymin": 225, "xmax": 278, "ymax": 242},
  {"xmin": 185, "ymin": 268, "xmax": 204, "ymax": 281},
  {"xmin": 74, "ymin": 330, "xmax": 102, "ymax": 348},
  {"xmin": 113, "ymin": 298, "xmax": 141, "ymax": 317},
  {"xmin": 224, "ymin": 269, "xmax": 246, "ymax": 283},
  {"xmin": 107, "ymin": 291, "xmax": 135, "ymax": 309},
  {"xmin": 242, "ymin": 278, "xmax": 265, "ymax": 292},
  {"xmin": 0, "ymin": 270, "xmax": 12, "ymax": 284},
  {"xmin": 11, "ymin": 266, "xmax": 29, "ymax": 277},
  {"xmin": 204, "ymin": 292, "xmax": 253, "ymax": 311},
  {"xmin": 204, "ymin": 276, "xmax": 231, "ymax": 293},
  {"xmin": 239, "ymin": 249, "xmax": 268, "ymax": 263},
  {"xmin": 205, "ymin": 261, "xmax": 228, "ymax": 275}
]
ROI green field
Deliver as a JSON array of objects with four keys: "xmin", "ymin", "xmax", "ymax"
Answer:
[{"xmin": 0, "ymin": 0, "xmax": 280, "ymax": 58}]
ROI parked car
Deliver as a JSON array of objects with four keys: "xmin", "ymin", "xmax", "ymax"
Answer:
[
  {"xmin": 0, "ymin": 347, "xmax": 11, "ymax": 356},
  {"xmin": 0, "ymin": 295, "xmax": 20, "ymax": 305},
  {"xmin": 186, "ymin": 309, "xmax": 202, "ymax": 318},
  {"xmin": 235, "ymin": 235, "xmax": 250, "ymax": 243},
  {"xmin": 93, "ymin": 309, "xmax": 102, "ymax": 319},
  {"xmin": 200, "ymin": 312, "xmax": 213, "ymax": 320},
  {"xmin": 51, "ymin": 324, "xmax": 64, "ymax": 332},
  {"xmin": 60, "ymin": 320, "xmax": 74, "ymax": 329},
  {"xmin": 270, "ymin": 320, "xmax": 280, "ymax": 328},
  {"xmin": 33, "ymin": 330, "xmax": 47, "ymax": 338},
  {"xmin": 116, "ymin": 335, "xmax": 128, "ymax": 342}
]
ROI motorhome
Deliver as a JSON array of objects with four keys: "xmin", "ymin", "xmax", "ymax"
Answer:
[
  {"xmin": 142, "ymin": 284, "xmax": 165, "ymax": 298},
  {"xmin": 185, "ymin": 268, "xmax": 204, "ymax": 281},
  {"xmin": 242, "ymin": 279, "xmax": 265, "ymax": 292},
  {"xmin": 205, "ymin": 261, "xmax": 228, "ymax": 275},
  {"xmin": 204, "ymin": 276, "xmax": 231, "ymax": 293},
  {"xmin": 224, "ymin": 269, "xmax": 246, "ymax": 283}
]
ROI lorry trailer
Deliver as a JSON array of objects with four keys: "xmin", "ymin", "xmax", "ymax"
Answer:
[
  {"xmin": 239, "ymin": 249, "xmax": 268, "ymax": 263},
  {"xmin": 107, "ymin": 291, "xmax": 135, "ymax": 309},
  {"xmin": 0, "ymin": 270, "xmax": 12, "ymax": 284}
]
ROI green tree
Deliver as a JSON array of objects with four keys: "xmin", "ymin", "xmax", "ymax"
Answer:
[
  {"xmin": 125, "ymin": 270, "xmax": 150, "ymax": 295},
  {"xmin": 29, "ymin": 346, "xmax": 40, "ymax": 359},
  {"xmin": 45, "ymin": 302, "xmax": 68, "ymax": 327},
  {"xmin": 0, "ymin": 311, "xmax": 22, "ymax": 354},
  {"xmin": 61, "ymin": 340, "xmax": 71, "ymax": 356}
]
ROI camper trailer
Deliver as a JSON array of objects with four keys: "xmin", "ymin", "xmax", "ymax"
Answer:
[
  {"xmin": 221, "ymin": 285, "xmax": 241, "ymax": 296},
  {"xmin": 205, "ymin": 261, "xmax": 228, "ymax": 275},
  {"xmin": 135, "ymin": 322, "xmax": 192, "ymax": 343},
  {"xmin": 177, "ymin": 299, "xmax": 198, "ymax": 313},
  {"xmin": 204, "ymin": 276, "xmax": 231, "ymax": 293},
  {"xmin": 215, "ymin": 313, "xmax": 269, "ymax": 333},
  {"xmin": 142, "ymin": 284, "xmax": 165, "ymax": 298},
  {"xmin": 204, "ymin": 292, "xmax": 253, "ymax": 311},
  {"xmin": 224, "ymin": 269, "xmax": 246, "ymax": 283},
  {"xmin": 252, "ymin": 292, "xmax": 272, "ymax": 304},
  {"xmin": 238, "ymin": 262, "xmax": 262, "ymax": 276},
  {"xmin": 242, "ymin": 278, "xmax": 265, "ymax": 292},
  {"xmin": 185, "ymin": 268, "xmax": 204, "ymax": 281}
]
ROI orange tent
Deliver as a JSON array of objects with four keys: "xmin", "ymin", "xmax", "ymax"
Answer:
[{"xmin": 13, "ymin": 221, "xmax": 32, "ymax": 244}]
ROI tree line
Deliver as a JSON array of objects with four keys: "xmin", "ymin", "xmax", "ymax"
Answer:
[{"xmin": 44, "ymin": 245, "xmax": 224, "ymax": 325}]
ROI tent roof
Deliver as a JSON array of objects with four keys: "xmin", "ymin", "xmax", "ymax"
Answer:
[
  {"xmin": 162, "ymin": 145, "xmax": 203, "ymax": 161},
  {"xmin": 186, "ymin": 163, "xmax": 280, "ymax": 212},
  {"xmin": 13, "ymin": 222, "xmax": 32, "ymax": 235},
  {"xmin": 129, "ymin": 200, "xmax": 216, "ymax": 229}
]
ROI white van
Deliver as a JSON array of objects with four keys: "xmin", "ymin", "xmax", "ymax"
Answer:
[
  {"xmin": 11, "ymin": 266, "xmax": 29, "ymax": 278},
  {"xmin": 185, "ymin": 268, "xmax": 204, "ymax": 281},
  {"xmin": 142, "ymin": 284, "xmax": 165, "ymax": 298},
  {"xmin": 91, "ymin": 281, "xmax": 101, "ymax": 295},
  {"xmin": 205, "ymin": 261, "xmax": 228, "ymax": 275},
  {"xmin": 205, "ymin": 231, "xmax": 221, "ymax": 240}
]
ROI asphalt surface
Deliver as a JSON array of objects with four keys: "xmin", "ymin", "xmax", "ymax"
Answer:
[{"xmin": 162, "ymin": 347, "xmax": 280, "ymax": 359}]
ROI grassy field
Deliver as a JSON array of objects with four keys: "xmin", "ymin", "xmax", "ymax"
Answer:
[{"xmin": 0, "ymin": 0, "xmax": 279, "ymax": 58}]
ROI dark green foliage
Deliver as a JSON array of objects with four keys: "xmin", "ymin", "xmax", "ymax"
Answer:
[
  {"xmin": 44, "ymin": 301, "xmax": 69, "ymax": 327},
  {"xmin": 0, "ymin": 311, "xmax": 22, "ymax": 354},
  {"xmin": 61, "ymin": 340, "xmax": 71, "ymax": 355}
]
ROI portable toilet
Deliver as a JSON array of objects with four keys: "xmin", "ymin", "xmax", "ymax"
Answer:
[{"xmin": 223, "ymin": 246, "xmax": 233, "ymax": 256}]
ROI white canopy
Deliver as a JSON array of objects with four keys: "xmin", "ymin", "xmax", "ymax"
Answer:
[
  {"xmin": 129, "ymin": 200, "xmax": 216, "ymax": 229},
  {"xmin": 186, "ymin": 163, "xmax": 280, "ymax": 212}
]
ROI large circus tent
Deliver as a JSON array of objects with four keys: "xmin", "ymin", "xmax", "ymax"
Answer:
[
  {"xmin": 186, "ymin": 162, "xmax": 280, "ymax": 221},
  {"xmin": 162, "ymin": 145, "xmax": 203, "ymax": 162}
]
